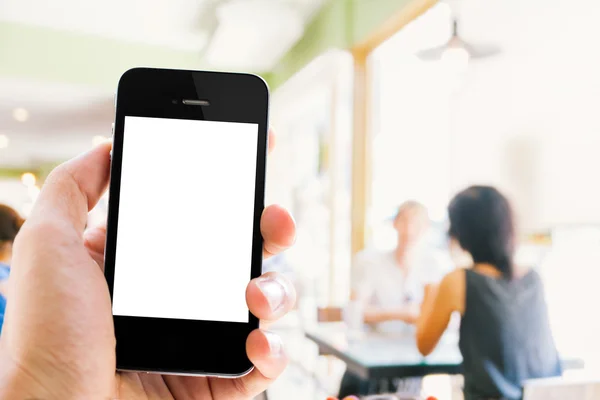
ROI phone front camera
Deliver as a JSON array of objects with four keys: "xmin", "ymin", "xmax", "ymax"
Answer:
[{"xmin": 172, "ymin": 100, "xmax": 178, "ymax": 104}]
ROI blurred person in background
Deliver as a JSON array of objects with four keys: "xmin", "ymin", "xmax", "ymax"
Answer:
[
  {"xmin": 416, "ymin": 186, "xmax": 561, "ymax": 400},
  {"xmin": 353, "ymin": 201, "xmax": 451, "ymax": 329},
  {"xmin": 0, "ymin": 204, "xmax": 24, "ymax": 334},
  {"xmin": 339, "ymin": 201, "xmax": 452, "ymax": 398}
]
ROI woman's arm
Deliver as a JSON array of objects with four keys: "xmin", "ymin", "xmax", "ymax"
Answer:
[{"xmin": 416, "ymin": 269, "xmax": 465, "ymax": 356}]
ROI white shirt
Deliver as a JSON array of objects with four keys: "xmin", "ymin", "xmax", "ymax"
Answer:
[{"xmin": 352, "ymin": 245, "xmax": 452, "ymax": 331}]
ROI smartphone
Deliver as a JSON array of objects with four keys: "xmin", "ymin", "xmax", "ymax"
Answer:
[{"xmin": 103, "ymin": 68, "xmax": 268, "ymax": 377}]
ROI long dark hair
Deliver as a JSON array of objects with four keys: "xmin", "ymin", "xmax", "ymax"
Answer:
[{"xmin": 448, "ymin": 186, "xmax": 515, "ymax": 278}]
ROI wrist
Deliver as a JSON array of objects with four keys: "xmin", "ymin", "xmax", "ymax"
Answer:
[
  {"xmin": 0, "ymin": 358, "xmax": 50, "ymax": 400},
  {"xmin": 0, "ymin": 348, "xmax": 82, "ymax": 400}
]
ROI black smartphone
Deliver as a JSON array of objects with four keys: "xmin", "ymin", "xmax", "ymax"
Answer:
[{"xmin": 103, "ymin": 68, "xmax": 268, "ymax": 377}]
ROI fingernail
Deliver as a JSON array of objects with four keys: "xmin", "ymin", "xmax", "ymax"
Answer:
[
  {"xmin": 264, "ymin": 330, "xmax": 283, "ymax": 356},
  {"xmin": 256, "ymin": 276, "xmax": 286, "ymax": 313}
]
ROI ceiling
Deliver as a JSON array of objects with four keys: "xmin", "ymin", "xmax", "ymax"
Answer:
[
  {"xmin": 0, "ymin": 0, "xmax": 214, "ymax": 51},
  {"xmin": 0, "ymin": 0, "xmax": 324, "ymax": 169},
  {"xmin": 0, "ymin": 0, "xmax": 323, "ymax": 51},
  {"xmin": 0, "ymin": 78, "xmax": 113, "ymax": 167},
  {"xmin": 1, "ymin": 0, "xmax": 597, "ymax": 170}
]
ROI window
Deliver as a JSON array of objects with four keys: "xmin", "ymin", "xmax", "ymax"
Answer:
[
  {"xmin": 269, "ymin": 51, "xmax": 353, "ymax": 306},
  {"xmin": 368, "ymin": 3, "xmax": 454, "ymax": 250}
]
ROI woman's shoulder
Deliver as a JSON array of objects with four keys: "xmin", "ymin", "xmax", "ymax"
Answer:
[
  {"xmin": 438, "ymin": 268, "xmax": 467, "ymax": 312},
  {"xmin": 442, "ymin": 267, "xmax": 467, "ymax": 285}
]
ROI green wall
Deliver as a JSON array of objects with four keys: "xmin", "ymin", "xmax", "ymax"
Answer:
[
  {"xmin": 0, "ymin": 22, "xmax": 203, "ymax": 90},
  {"xmin": 0, "ymin": 0, "xmax": 418, "ymax": 175},
  {"xmin": 0, "ymin": 163, "xmax": 58, "ymax": 181},
  {"xmin": 0, "ymin": 0, "xmax": 417, "ymax": 90},
  {"xmin": 265, "ymin": 0, "xmax": 415, "ymax": 89},
  {"xmin": 0, "ymin": 168, "xmax": 34, "ymax": 180}
]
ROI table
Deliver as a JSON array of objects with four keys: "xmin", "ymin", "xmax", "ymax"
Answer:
[
  {"xmin": 305, "ymin": 322, "xmax": 462, "ymax": 380},
  {"xmin": 305, "ymin": 323, "xmax": 585, "ymax": 380}
]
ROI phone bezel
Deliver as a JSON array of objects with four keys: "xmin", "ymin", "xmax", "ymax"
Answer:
[{"xmin": 104, "ymin": 68, "xmax": 268, "ymax": 377}]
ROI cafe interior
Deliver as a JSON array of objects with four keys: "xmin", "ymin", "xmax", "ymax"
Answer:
[{"xmin": 2, "ymin": 0, "xmax": 600, "ymax": 398}]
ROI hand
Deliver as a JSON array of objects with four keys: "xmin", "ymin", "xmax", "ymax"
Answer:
[{"xmin": 0, "ymin": 129, "xmax": 297, "ymax": 399}]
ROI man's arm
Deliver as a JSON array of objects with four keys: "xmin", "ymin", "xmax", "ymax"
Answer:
[{"xmin": 363, "ymin": 303, "xmax": 420, "ymax": 325}]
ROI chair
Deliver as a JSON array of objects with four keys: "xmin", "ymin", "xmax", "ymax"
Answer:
[
  {"xmin": 316, "ymin": 306, "xmax": 343, "ymax": 360},
  {"xmin": 523, "ymin": 375, "xmax": 600, "ymax": 400},
  {"xmin": 315, "ymin": 307, "xmax": 344, "ymax": 389},
  {"xmin": 317, "ymin": 306, "xmax": 343, "ymax": 323}
]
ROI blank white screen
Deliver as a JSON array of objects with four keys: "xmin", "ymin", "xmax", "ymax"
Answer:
[{"xmin": 112, "ymin": 116, "xmax": 258, "ymax": 323}]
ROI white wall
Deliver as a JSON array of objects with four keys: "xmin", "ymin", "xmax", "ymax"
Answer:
[
  {"xmin": 0, "ymin": 179, "xmax": 29, "ymax": 215},
  {"xmin": 447, "ymin": 0, "xmax": 600, "ymax": 369},
  {"xmin": 450, "ymin": 0, "xmax": 600, "ymax": 231}
]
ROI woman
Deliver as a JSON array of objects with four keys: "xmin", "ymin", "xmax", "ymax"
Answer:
[
  {"xmin": 416, "ymin": 186, "xmax": 561, "ymax": 400},
  {"xmin": 0, "ymin": 204, "xmax": 24, "ymax": 333}
]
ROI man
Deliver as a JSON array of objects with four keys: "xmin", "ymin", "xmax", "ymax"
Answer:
[
  {"xmin": 354, "ymin": 201, "xmax": 449, "ymax": 329},
  {"xmin": 0, "ymin": 133, "xmax": 297, "ymax": 399},
  {"xmin": 339, "ymin": 201, "xmax": 451, "ymax": 397}
]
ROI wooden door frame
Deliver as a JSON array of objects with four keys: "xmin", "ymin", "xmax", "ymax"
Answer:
[{"xmin": 349, "ymin": 0, "xmax": 437, "ymax": 255}]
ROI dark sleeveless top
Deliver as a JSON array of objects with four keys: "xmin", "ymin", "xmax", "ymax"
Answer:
[{"xmin": 459, "ymin": 269, "xmax": 562, "ymax": 400}]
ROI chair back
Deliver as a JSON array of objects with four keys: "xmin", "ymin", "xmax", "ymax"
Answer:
[
  {"xmin": 317, "ymin": 307, "xmax": 343, "ymax": 322},
  {"xmin": 523, "ymin": 376, "xmax": 600, "ymax": 400}
]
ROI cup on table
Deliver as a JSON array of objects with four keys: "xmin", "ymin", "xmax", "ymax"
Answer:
[{"xmin": 343, "ymin": 299, "xmax": 364, "ymax": 334}]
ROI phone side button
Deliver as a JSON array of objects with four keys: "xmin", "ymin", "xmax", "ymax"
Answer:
[{"xmin": 111, "ymin": 123, "xmax": 115, "ymax": 136}]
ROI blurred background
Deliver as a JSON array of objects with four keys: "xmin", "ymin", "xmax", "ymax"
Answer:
[{"xmin": 2, "ymin": 0, "xmax": 600, "ymax": 398}]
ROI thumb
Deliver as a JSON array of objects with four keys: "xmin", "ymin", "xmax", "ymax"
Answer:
[{"xmin": 30, "ymin": 142, "xmax": 112, "ymax": 235}]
